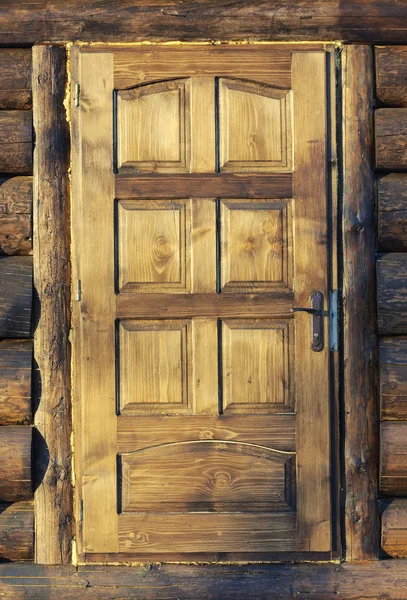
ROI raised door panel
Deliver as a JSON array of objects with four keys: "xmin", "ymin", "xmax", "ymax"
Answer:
[
  {"xmin": 116, "ymin": 79, "xmax": 191, "ymax": 173},
  {"xmin": 219, "ymin": 78, "xmax": 293, "ymax": 172}
]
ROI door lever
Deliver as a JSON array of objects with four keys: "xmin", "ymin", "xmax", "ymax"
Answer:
[{"xmin": 290, "ymin": 291, "xmax": 324, "ymax": 352}]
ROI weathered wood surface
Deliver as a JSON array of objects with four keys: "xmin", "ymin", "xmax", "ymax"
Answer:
[
  {"xmin": 0, "ymin": 426, "xmax": 32, "ymax": 502},
  {"xmin": 0, "ymin": 111, "xmax": 32, "ymax": 174},
  {"xmin": 0, "ymin": 177, "xmax": 32, "ymax": 256},
  {"xmin": 2, "ymin": 561, "xmax": 407, "ymax": 599},
  {"xmin": 33, "ymin": 46, "xmax": 72, "ymax": 565},
  {"xmin": 0, "ymin": 339, "xmax": 32, "ymax": 425},
  {"xmin": 381, "ymin": 337, "xmax": 407, "ymax": 420},
  {"xmin": 342, "ymin": 46, "xmax": 378, "ymax": 560},
  {"xmin": 0, "ymin": 256, "xmax": 32, "ymax": 338},
  {"xmin": 375, "ymin": 109, "xmax": 407, "ymax": 171},
  {"xmin": 0, "ymin": 49, "xmax": 32, "ymax": 110},
  {"xmin": 0, "ymin": 1, "xmax": 407, "ymax": 43},
  {"xmin": 381, "ymin": 421, "xmax": 407, "ymax": 496},
  {"xmin": 382, "ymin": 499, "xmax": 407, "ymax": 558},
  {"xmin": 376, "ymin": 46, "xmax": 407, "ymax": 107},
  {"xmin": 377, "ymin": 174, "xmax": 407, "ymax": 251},
  {"xmin": 377, "ymin": 253, "xmax": 407, "ymax": 334},
  {"xmin": 0, "ymin": 501, "xmax": 34, "ymax": 561}
]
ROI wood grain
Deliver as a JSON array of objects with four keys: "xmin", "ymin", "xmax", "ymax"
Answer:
[
  {"xmin": 0, "ymin": 176, "xmax": 32, "ymax": 215},
  {"xmin": 0, "ymin": 49, "xmax": 32, "ymax": 110},
  {"xmin": 0, "ymin": 501, "xmax": 33, "ymax": 561},
  {"xmin": 375, "ymin": 109, "xmax": 407, "ymax": 170},
  {"xmin": 380, "ymin": 337, "xmax": 407, "ymax": 420},
  {"xmin": 377, "ymin": 253, "xmax": 407, "ymax": 334},
  {"xmin": 0, "ymin": 111, "xmax": 32, "ymax": 174},
  {"xmin": 0, "ymin": 426, "xmax": 32, "ymax": 502},
  {"xmin": 381, "ymin": 421, "xmax": 407, "ymax": 495},
  {"xmin": 376, "ymin": 46, "xmax": 407, "ymax": 107},
  {"xmin": 0, "ymin": 177, "xmax": 32, "ymax": 256},
  {"xmin": 0, "ymin": 256, "xmax": 32, "ymax": 338},
  {"xmin": 32, "ymin": 46, "xmax": 72, "ymax": 565},
  {"xmin": 342, "ymin": 45, "xmax": 378, "ymax": 561},
  {"xmin": 377, "ymin": 174, "xmax": 407, "ymax": 251},
  {"xmin": 0, "ymin": 339, "xmax": 32, "ymax": 425},
  {"xmin": 382, "ymin": 499, "xmax": 407, "ymax": 557},
  {"xmin": 0, "ymin": 2, "xmax": 407, "ymax": 44}
]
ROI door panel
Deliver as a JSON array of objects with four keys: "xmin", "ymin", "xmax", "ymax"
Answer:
[{"xmin": 72, "ymin": 45, "xmax": 333, "ymax": 561}]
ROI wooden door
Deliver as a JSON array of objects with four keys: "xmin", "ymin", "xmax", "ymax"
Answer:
[{"xmin": 71, "ymin": 45, "xmax": 334, "ymax": 561}]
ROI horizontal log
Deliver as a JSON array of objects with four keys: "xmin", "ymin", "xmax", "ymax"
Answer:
[
  {"xmin": 0, "ymin": 111, "xmax": 32, "ymax": 174},
  {"xmin": 0, "ymin": 1, "xmax": 407, "ymax": 44},
  {"xmin": 376, "ymin": 46, "xmax": 407, "ymax": 107},
  {"xmin": 0, "ymin": 256, "xmax": 32, "ymax": 338},
  {"xmin": 382, "ymin": 499, "xmax": 407, "ymax": 558},
  {"xmin": 377, "ymin": 174, "xmax": 407, "ymax": 251},
  {"xmin": 0, "ymin": 176, "xmax": 32, "ymax": 255},
  {"xmin": 0, "ymin": 426, "xmax": 32, "ymax": 502},
  {"xmin": 381, "ymin": 421, "xmax": 407, "ymax": 495},
  {"xmin": 375, "ymin": 109, "xmax": 407, "ymax": 171},
  {"xmin": 0, "ymin": 340, "xmax": 32, "ymax": 425},
  {"xmin": 377, "ymin": 253, "xmax": 407, "ymax": 334},
  {"xmin": 380, "ymin": 337, "xmax": 407, "ymax": 420},
  {"xmin": 0, "ymin": 49, "xmax": 32, "ymax": 110},
  {"xmin": 0, "ymin": 501, "xmax": 34, "ymax": 561}
]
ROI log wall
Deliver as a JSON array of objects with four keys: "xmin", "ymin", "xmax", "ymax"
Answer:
[
  {"xmin": 0, "ymin": 49, "xmax": 34, "ymax": 562},
  {"xmin": 375, "ymin": 46, "xmax": 407, "ymax": 558}
]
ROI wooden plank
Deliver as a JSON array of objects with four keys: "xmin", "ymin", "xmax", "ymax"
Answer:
[
  {"xmin": 382, "ymin": 499, "xmax": 407, "ymax": 558},
  {"xmin": 292, "ymin": 51, "xmax": 330, "ymax": 552},
  {"xmin": 0, "ymin": 111, "xmax": 32, "ymax": 174},
  {"xmin": 0, "ymin": 256, "xmax": 32, "ymax": 338},
  {"xmin": 117, "ymin": 415, "xmax": 296, "ymax": 452},
  {"xmin": 342, "ymin": 45, "xmax": 378, "ymax": 560},
  {"xmin": 32, "ymin": 46, "xmax": 72, "ymax": 565},
  {"xmin": 119, "ymin": 513, "xmax": 297, "ymax": 553},
  {"xmin": 377, "ymin": 174, "xmax": 407, "ymax": 251},
  {"xmin": 0, "ymin": 426, "xmax": 32, "ymax": 502},
  {"xmin": 0, "ymin": 49, "xmax": 32, "ymax": 110},
  {"xmin": 381, "ymin": 421, "xmax": 407, "ymax": 495},
  {"xmin": 115, "ymin": 173, "xmax": 292, "ymax": 199},
  {"xmin": 71, "ymin": 50, "xmax": 118, "ymax": 554},
  {"xmin": 0, "ymin": 501, "xmax": 34, "ymax": 561},
  {"xmin": 380, "ymin": 337, "xmax": 407, "ymax": 420},
  {"xmin": 117, "ymin": 292, "xmax": 293, "ymax": 319},
  {"xmin": 376, "ymin": 46, "xmax": 407, "ymax": 107},
  {"xmin": 377, "ymin": 253, "xmax": 407, "ymax": 334},
  {"xmin": 376, "ymin": 109, "xmax": 407, "ymax": 170},
  {"xmin": 0, "ymin": 339, "xmax": 32, "ymax": 425},
  {"xmin": 0, "ymin": 3, "xmax": 407, "ymax": 44}
]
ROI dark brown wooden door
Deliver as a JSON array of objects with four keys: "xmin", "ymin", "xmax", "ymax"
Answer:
[{"xmin": 71, "ymin": 44, "xmax": 333, "ymax": 561}]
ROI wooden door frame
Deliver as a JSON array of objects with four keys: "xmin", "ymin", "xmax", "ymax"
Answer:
[{"xmin": 32, "ymin": 43, "xmax": 378, "ymax": 565}]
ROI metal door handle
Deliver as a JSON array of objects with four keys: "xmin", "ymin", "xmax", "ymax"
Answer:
[{"xmin": 291, "ymin": 291, "xmax": 324, "ymax": 352}]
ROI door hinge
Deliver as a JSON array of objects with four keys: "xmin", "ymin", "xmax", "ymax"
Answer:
[
  {"xmin": 74, "ymin": 83, "xmax": 80, "ymax": 107},
  {"xmin": 76, "ymin": 279, "xmax": 82, "ymax": 302},
  {"xmin": 329, "ymin": 290, "xmax": 339, "ymax": 352}
]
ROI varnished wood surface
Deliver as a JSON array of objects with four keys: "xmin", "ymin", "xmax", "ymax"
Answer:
[
  {"xmin": 1, "ymin": 2, "xmax": 407, "ymax": 43},
  {"xmin": 32, "ymin": 46, "xmax": 72, "ymax": 565},
  {"xmin": 381, "ymin": 421, "xmax": 407, "ymax": 495},
  {"xmin": 0, "ymin": 501, "xmax": 33, "ymax": 561},
  {"xmin": 0, "ymin": 111, "xmax": 32, "ymax": 174},
  {"xmin": 377, "ymin": 174, "xmax": 407, "ymax": 251},
  {"xmin": 0, "ymin": 256, "xmax": 32, "ymax": 338},
  {"xmin": 380, "ymin": 337, "xmax": 407, "ymax": 420},
  {"xmin": 115, "ymin": 173, "xmax": 292, "ymax": 199},
  {"xmin": 0, "ymin": 339, "xmax": 32, "ymax": 425},
  {"xmin": 117, "ymin": 415, "xmax": 296, "ymax": 452},
  {"xmin": 376, "ymin": 46, "xmax": 407, "ymax": 107},
  {"xmin": 375, "ymin": 109, "xmax": 407, "ymax": 171},
  {"xmin": 342, "ymin": 46, "xmax": 378, "ymax": 560},
  {"xmin": 377, "ymin": 253, "xmax": 407, "ymax": 334},
  {"xmin": 0, "ymin": 49, "xmax": 32, "ymax": 110},
  {"xmin": 382, "ymin": 499, "xmax": 407, "ymax": 558},
  {"xmin": 0, "ymin": 426, "xmax": 32, "ymax": 502}
]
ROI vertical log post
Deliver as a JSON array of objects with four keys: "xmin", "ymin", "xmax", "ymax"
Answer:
[
  {"xmin": 342, "ymin": 45, "xmax": 379, "ymax": 560},
  {"xmin": 32, "ymin": 46, "xmax": 72, "ymax": 564}
]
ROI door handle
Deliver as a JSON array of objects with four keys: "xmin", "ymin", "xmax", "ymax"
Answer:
[{"xmin": 291, "ymin": 291, "xmax": 324, "ymax": 352}]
